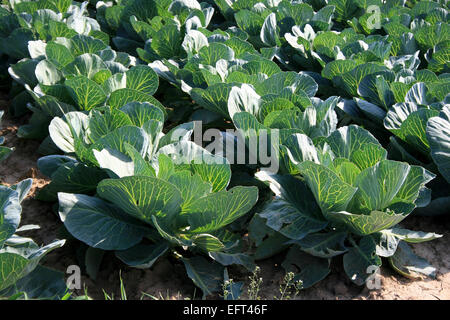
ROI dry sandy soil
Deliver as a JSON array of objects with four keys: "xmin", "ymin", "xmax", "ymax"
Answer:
[{"xmin": 1, "ymin": 98, "xmax": 449, "ymax": 300}]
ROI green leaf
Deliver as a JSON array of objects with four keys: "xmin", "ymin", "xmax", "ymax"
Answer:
[
  {"xmin": 234, "ymin": 9, "xmax": 264, "ymax": 37},
  {"xmin": 47, "ymin": 20, "xmax": 77, "ymax": 39},
  {"xmin": 353, "ymin": 143, "xmax": 388, "ymax": 171},
  {"xmin": 333, "ymin": 159, "xmax": 361, "ymax": 185},
  {"xmin": 191, "ymin": 83, "xmax": 235, "ymax": 118},
  {"xmin": 0, "ymin": 240, "xmax": 65, "ymax": 291},
  {"xmin": 259, "ymin": 197, "xmax": 327, "ymax": 241},
  {"xmin": 65, "ymin": 75, "xmax": 107, "ymax": 111},
  {"xmin": 228, "ymin": 84, "xmax": 261, "ymax": 119},
  {"xmin": 326, "ymin": 125, "xmax": 384, "ymax": 170},
  {"xmin": 120, "ymin": 101, "xmax": 165, "ymax": 127},
  {"xmin": 322, "ymin": 60, "xmax": 358, "ymax": 80},
  {"xmin": 168, "ymin": 171, "xmax": 212, "ymax": 212},
  {"xmin": 58, "ymin": 193, "xmax": 150, "ymax": 251},
  {"xmin": 97, "ymin": 176, "xmax": 183, "ymax": 225},
  {"xmin": 294, "ymin": 231, "xmax": 348, "ymax": 258},
  {"xmin": 88, "ymin": 109, "xmax": 133, "ymax": 141},
  {"xmin": 93, "ymin": 125, "xmax": 150, "ymax": 158},
  {"xmin": 329, "ymin": 0, "xmax": 358, "ymax": 22},
  {"xmin": 282, "ymin": 246, "xmax": 331, "ymax": 289},
  {"xmin": 314, "ymin": 31, "xmax": 345, "ymax": 52},
  {"xmin": 9, "ymin": 59, "xmax": 39, "ymax": 87},
  {"xmin": 394, "ymin": 165, "xmax": 435, "ymax": 205},
  {"xmin": 45, "ymin": 0, "xmax": 72, "ymax": 13},
  {"xmin": 343, "ymin": 236, "xmax": 381, "ymax": 286},
  {"xmin": 85, "ymin": 247, "xmax": 104, "ymax": 281},
  {"xmin": 337, "ymin": 63, "xmax": 388, "ymax": 97},
  {"xmin": 156, "ymin": 153, "xmax": 175, "ymax": 181},
  {"xmin": 70, "ymin": 35, "xmax": 108, "ymax": 56},
  {"xmin": 92, "ymin": 69, "xmax": 112, "ymax": 85},
  {"xmin": 37, "ymin": 162, "xmax": 108, "ymax": 202},
  {"xmin": 48, "ymin": 112, "xmax": 89, "ymax": 153},
  {"xmin": 358, "ymin": 74, "xmax": 395, "ymax": 110},
  {"xmin": 35, "ymin": 60, "xmax": 63, "ymax": 85},
  {"xmin": 192, "ymin": 234, "xmax": 225, "ymax": 252},
  {"xmin": 386, "ymin": 105, "xmax": 439, "ymax": 156},
  {"xmin": 115, "ymin": 242, "xmax": 169, "ymax": 269},
  {"xmin": 151, "ymin": 24, "xmax": 182, "ymax": 59},
  {"xmin": 297, "ymin": 161, "xmax": 357, "ymax": 214},
  {"xmin": 102, "ymin": 72, "xmax": 126, "ymax": 94},
  {"xmin": 184, "ymin": 186, "xmax": 258, "ymax": 234},
  {"xmin": 258, "ymin": 98, "xmax": 296, "ymax": 123},
  {"xmin": 198, "ymin": 42, "xmax": 234, "ymax": 66},
  {"xmin": 126, "ymin": 65, "xmax": 159, "ymax": 96},
  {"xmin": 427, "ymin": 40, "xmax": 450, "ymax": 73},
  {"xmin": 260, "ymin": 13, "xmax": 279, "ymax": 47},
  {"xmin": 37, "ymin": 84, "xmax": 75, "ymax": 106},
  {"xmin": 414, "ymin": 23, "xmax": 449, "ymax": 49},
  {"xmin": 209, "ymin": 252, "xmax": 256, "ymax": 272},
  {"xmin": 0, "ymin": 265, "xmax": 67, "ymax": 300},
  {"xmin": 242, "ymin": 60, "xmax": 281, "ymax": 77},
  {"xmin": 0, "ymin": 187, "xmax": 21, "ymax": 248},
  {"xmin": 151, "ymin": 215, "xmax": 192, "ymax": 247},
  {"xmin": 0, "ymin": 253, "xmax": 31, "ymax": 291},
  {"xmin": 256, "ymin": 72, "xmax": 318, "ymax": 98},
  {"xmin": 1, "ymin": 28, "xmax": 35, "ymax": 60},
  {"xmin": 328, "ymin": 210, "xmax": 408, "ymax": 236},
  {"xmin": 390, "ymin": 82, "xmax": 412, "ymax": 103},
  {"xmin": 158, "ymin": 141, "xmax": 231, "ymax": 192},
  {"xmin": 124, "ymin": 143, "xmax": 156, "ymax": 177},
  {"xmin": 63, "ymin": 53, "xmax": 108, "ymax": 79},
  {"xmin": 254, "ymin": 232, "xmax": 290, "ymax": 261},
  {"xmin": 389, "ymin": 241, "xmax": 437, "ymax": 279},
  {"xmin": 348, "ymin": 160, "xmax": 411, "ymax": 213},
  {"xmin": 182, "ymin": 256, "xmax": 223, "ymax": 299},
  {"xmin": 427, "ymin": 110, "xmax": 450, "ymax": 183},
  {"xmin": 108, "ymin": 88, "xmax": 165, "ymax": 113},
  {"xmin": 386, "ymin": 227, "xmax": 443, "ymax": 244}
]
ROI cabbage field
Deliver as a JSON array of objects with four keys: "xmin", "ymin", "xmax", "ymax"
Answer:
[{"xmin": 0, "ymin": 0, "xmax": 449, "ymax": 300}]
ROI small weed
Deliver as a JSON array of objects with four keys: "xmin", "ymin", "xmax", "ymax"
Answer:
[
  {"xmin": 275, "ymin": 272, "xmax": 303, "ymax": 300},
  {"xmin": 247, "ymin": 266, "xmax": 263, "ymax": 300}
]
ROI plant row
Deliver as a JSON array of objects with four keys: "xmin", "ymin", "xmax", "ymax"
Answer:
[{"xmin": 0, "ymin": 0, "xmax": 448, "ymax": 299}]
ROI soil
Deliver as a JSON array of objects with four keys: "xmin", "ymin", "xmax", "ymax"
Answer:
[{"xmin": 1, "ymin": 97, "xmax": 449, "ymax": 301}]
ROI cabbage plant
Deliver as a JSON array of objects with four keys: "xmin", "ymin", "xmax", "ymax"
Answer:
[
  {"xmin": 0, "ymin": 0, "xmax": 108, "ymax": 60},
  {"xmin": 150, "ymin": 29, "xmax": 321, "ymax": 121},
  {"xmin": 0, "ymin": 178, "xmax": 67, "ymax": 299},
  {"xmin": 95, "ymin": 0, "xmax": 215, "ymax": 58},
  {"xmin": 9, "ymin": 33, "xmax": 164, "ymax": 142},
  {"xmin": 37, "ymin": 101, "xmax": 168, "ymax": 201},
  {"xmin": 37, "ymin": 105, "xmax": 259, "ymax": 297},
  {"xmin": 335, "ymin": 74, "xmax": 450, "ymax": 215},
  {"xmin": 253, "ymin": 125, "xmax": 441, "ymax": 287},
  {"xmin": 57, "ymin": 151, "xmax": 258, "ymax": 297},
  {"xmin": 230, "ymin": 94, "xmax": 339, "ymax": 175}
]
